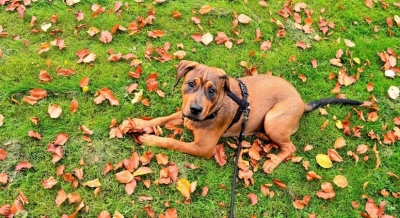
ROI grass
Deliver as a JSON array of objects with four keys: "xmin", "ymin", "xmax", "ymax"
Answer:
[{"xmin": 0, "ymin": 0, "xmax": 399, "ymax": 217}]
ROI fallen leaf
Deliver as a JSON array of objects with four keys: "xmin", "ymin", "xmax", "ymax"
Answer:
[
  {"xmin": 388, "ymin": 86, "xmax": 399, "ymax": 99},
  {"xmin": 214, "ymin": 143, "xmax": 227, "ymax": 166},
  {"xmin": 82, "ymin": 179, "xmax": 101, "ymax": 187},
  {"xmin": 0, "ymin": 148, "xmax": 7, "ymax": 161},
  {"xmin": 48, "ymin": 104, "xmax": 62, "ymax": 118},
  {"xmin": 125, "ymin": 179, "xmax": 137, "ymax": 195},
  {"xmin": 344, "ymin": 39, "xmax": 355, "ymax": 47},
  {"xmin": 0, "ymin": 173, "xmax": 8, "ymax": 184},
  {"xmin": 67, "ymin": 193, "xmax": 82, "ymax": 204},
  {"xmin": 247, "ymin": 193, "xmax": 258, "ymax": 205},
  {"xmin": 334, "ymin": 137, "xmax": 346, "ymax": 149},
  {"xmin": 273, "ymin": 179, "xmax": 286, "ymax": 189},
  {"xmin": 156, "ymin": 153, "xmax": 169, "ymax": 165},
  {"xmin": 199, "ymin": 5, "xmax": 213, "ymax": 14},
  {"xmin": 238, "ymin": 14, "xmax": 252, "ymax": 24},
  {"xmin": 115, "ymin": 170, "xmax": 133, "ymax": 184},
  {"xmin": 41, "ymin": 176, "xmax": 57, "ymax": 189},
  {"xmin": 316, "ymin": 154, "xmax": 333, "ymax": 168},
  {"xmin": 70, "ymin": 99, "xmax": 78, "ymax": 113},
  {"xmin": 132, "ymin": 167, "xmax": 153, "ymax": 177},
  {"xmin": 99, "ymin": 31, "xmax": 112, "ymax": 43},
  {"xmin": 201, "ymin": 32, "xmax": 213, "ymax": 45},
  {"xmin": 333, "ymin": 175, "xmax": 348, "ymax": 188},
  {"xmin": 356, "ymin": 144, "xmax": 369, "ymax": 154},
  {"xmin": 55, "ymin": 189, "xmax": 67, "ymax": 207},
  {"xmin": 28, "ymin": 130, "xmax": 42, "ymax": 140},
  {"xmin": 147, "ymin": 30, "xmax": 165, "ymax": 38}
]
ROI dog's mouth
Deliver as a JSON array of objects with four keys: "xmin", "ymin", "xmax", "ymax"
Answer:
[{"xmin": 182, "ymin": 114, "xmax": 203, "ymax": 122}]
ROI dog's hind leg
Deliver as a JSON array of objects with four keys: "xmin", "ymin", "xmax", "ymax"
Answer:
[{"xmin": 261, "ymin": 101, "xmax": 303, "ymax": 174}]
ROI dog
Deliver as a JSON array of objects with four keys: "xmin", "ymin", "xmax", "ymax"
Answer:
[{"xmin": 132, "ymin": 60, "xmax": 362, "ymax": 173}]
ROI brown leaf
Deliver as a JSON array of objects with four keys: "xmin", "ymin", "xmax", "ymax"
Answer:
[
  {"xmin": 356, "ymin": 144, "xmax": 369, "ymax": 154},
  {"xmin": 98, "ymin": 210, "xmax": 111, "ymax": 218},
  {"xmin": 199, "ymin": 5, "xmax": 213, "ymax": 14},
  {"xmin": 328, "ymin": 149, "xmax": 343, "ymax": 162},
  {"xmin": 28, "ymin": 130, "xmax": 42, "ymax": 140},
  {"xmin": 147, "ymin": 30, "xmax": 165, "ymax": 38},
  {"xmin": 365, "ymin": 0, "xmax": 373, "ymax": 8},
  {"xmin": 15, "ymin": 161, "xmax": 32, "ymax": 171},
  {"xmin": 334, "ymin": 137, "xmax": 346, "ymax": 149},
  {"xmin": 115, "ymin": 170, "xmax": 133, "ymax": 184},
  {"xmin": 41, "ymin": 176, "xmax": 57, "ymax": 189},
  {"xmin": 54, "ymin": 132, "xmax": 69, "ymax": 145},
  {"xmin": 214, "ymin": 143, "xmax": 227, "ymax": 166},
  {"xmin": 103, "ymin": 162, "xmax": 113, "ymax": 176},
  {"xmin": 55, "ymin": 189, "xmax": 67, "ymax": 207},
  {"xmin": 273, "ymin": 179, "xmax": 286, "ymax": 189},
  {"xmin": 67, "ymin": 193, "xmax": 82, "ymax": 204},
  {"xmin": 156, "ymin": 153, "xmax": 169, "ymax": 165}
]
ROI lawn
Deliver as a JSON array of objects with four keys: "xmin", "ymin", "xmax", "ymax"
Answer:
[{"xmin": 0, "ymin": 0, "xmax": 399, "ymax": 217}]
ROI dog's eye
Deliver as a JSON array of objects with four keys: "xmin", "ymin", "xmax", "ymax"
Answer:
[
  {"xmin": 188, "ymin": 82, "xmax": 195, "ymax": 88},
  {"xmin": 209, "ymin": 88, "xmax": 216, "ymax": 95}
]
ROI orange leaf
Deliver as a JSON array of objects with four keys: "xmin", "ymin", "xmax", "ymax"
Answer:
[
  {"xmin": 70, "ymin": 99, "xmax": 78, "ymax": 113},
  {"xmin": 115, "ymin": 170, "xmax": 133, "ymax": 184},
  {"xmin": 333, "ymin": 175, "xmax": 348, "ymax": 188},
  {"xmin": 365, "ymin": 0, "xmax": 373, "ymax": 8},
  {"xmin": 28, "ymin": 130, "xmax": 42, "ymax": 140},
  {"xmin": 201, "ymin": 186, "xmax": 209, "ymax": 197},
  {"xmin": 199, "ymin": 5, "xmax": 213, "ymax": 14},
  {"xmin": 334, "ymin": 137, "xmax": 346, "ymax": 149},
  {"xmin": 356, "ymin": 144, "xmax": 369, "ymax": 154},
  {"xmin": 304, "ymin": 144, "xmax": 313, "ymax": 152},
  {"xmin": 0, "ymin": 173, "xmax": 8, "ymax": 184},
  {"xmin": 366, "ymin": 82, "xmax": 374, "ymax": 92},
  {"xmin": 144, "ymin": 205, "xmax": 156, "ymax": 218},
  {"xmin": 306, "ymin": 171, "xmax": 322, "ymax": 181},
  {"xmin": 67, "ymin": 193, "xmax": 82, "ymax": 204},
  {"xmin": 54, "ymin": 132, "xmax": 69, "ymax": 146},
  {"xmin": 79, "ymin": 77, "xmax": 90, "ymax": 87},
  {"xmin": 39, "ymin": 70, "xmax": 52, "ymax": 83},
  {"xmin": 103, "ymin": 162, "xmax": 113, "ymax": 176},
  {"xmin": 156, "ymin": 153, "xmax": 169, "ymax": 165},
  {"xmin": 41, "ymin": 176, "xmax": 57, "ymax": 189},
  {"xmin": 328, "ymin": 149, "xmax": 343, "ymax": 162},
  {"xmin": 247, "ymin": 193, "xmax": 258, "ymax": 205},
  {"xmin": 273, "ymin": 179, "xmax": 286, "ymax": 189},
  {"xmin": 0, "ymin": 148, "xmax": 7, "ymax": 161},
  {"xmin": 98, "ymin": 210, "xmax": 111, "ymax": 218},
  {"xmin": 48, "ymin": 104, "xmax": 62, "ymax": 118},
  {"xmin": 147, "ymin": 30, "xmax": 165, "ymax": 38},
  {"xmin": 80, "ymin": 125, "xmax": 94, "ymax": 135},
  {"xmin": 55, "ymin": 189, "xmax": 67, "ymax": 207},
  {"xmin": 15, "ymin": 161, "xmax": 32, "ymax": 171},
  {"xmin": 214, "ymin": 143, "xmax": 227, "ymax": 166}
]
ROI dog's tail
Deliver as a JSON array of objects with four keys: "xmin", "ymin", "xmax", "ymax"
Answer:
[{"xmin": 304, "ymin": 98, "xmax": 363, "ymax": 113}]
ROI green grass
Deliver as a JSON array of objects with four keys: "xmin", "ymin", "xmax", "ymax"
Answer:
[{"xmin": 1, "ymin": 0, "xmax": 399, "ymax": 217}]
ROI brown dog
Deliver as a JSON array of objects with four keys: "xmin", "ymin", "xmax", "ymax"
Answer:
[{"xmin": 133, "ymin": 60, "xmax": 362, "ymax": 173}]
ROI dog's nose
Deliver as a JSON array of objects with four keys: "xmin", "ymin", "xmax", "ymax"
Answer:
[{"xmin": 190, "ymin": 105, "xmax": 203, "ymax": 115}]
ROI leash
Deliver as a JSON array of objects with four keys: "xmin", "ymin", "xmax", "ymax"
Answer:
[{"xmin": 226, "ymin": 80, "xmax": 251, "ymax": 218}]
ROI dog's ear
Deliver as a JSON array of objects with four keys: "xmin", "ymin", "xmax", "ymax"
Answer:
[
  {"xmin": 174, "ymin": 60, "xmax": 198, "ymax": 88},
  {"xmin": 217, "ymin": 69, "xmax": 230, "ymax": 92}
]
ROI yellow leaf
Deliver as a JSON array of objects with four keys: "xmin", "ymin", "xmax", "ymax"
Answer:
[
  {"xmin": 333, "ymin": 175, "xmax": 348, "ymax": 188},
  {"xmin": 82, "ymin": 178, "xmax": 101, "ymax": 188},
  {"xmin": 353, "ymin": 58, "xmax": 361, "ymax": 64},
  {"xmin": 336, "ymin": 120, "xmax": 343, "ymax": 129},
  {"xmin": 316, "ymin": 154, "xmax": 333, "ymax": 168},
  {"xmin": 132, "ymin": 167, "xmax": 153, "ymax": 177},
  {"xmin": 177, "ymin": 178, "xmax": 191, "ymax": 199}
]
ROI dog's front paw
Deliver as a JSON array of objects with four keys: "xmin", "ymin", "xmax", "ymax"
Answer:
[
  {"xmin": 131, "ymin": 118, "xmax": 152, "ymax": 131},
  {"xmin": 138, "ymin": 134, "xmax": 159, "ymax": 147}
]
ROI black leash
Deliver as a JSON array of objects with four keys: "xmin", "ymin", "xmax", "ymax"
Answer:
[{"xmin": 226, "ymin": 80, "xmax": 250, "ymax": 218}]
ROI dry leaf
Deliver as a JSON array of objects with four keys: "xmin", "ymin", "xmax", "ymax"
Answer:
[{"xmin": 316, "ymin": 154, "xmax": 333, "ymax": 168}]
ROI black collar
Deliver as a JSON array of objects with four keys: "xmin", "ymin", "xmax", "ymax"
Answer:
[{"xmin": 226, "ymin": 79, "xmax": 249, "ymax": 130}]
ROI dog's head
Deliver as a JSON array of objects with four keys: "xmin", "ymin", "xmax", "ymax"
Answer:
[{"xmin": 175, "ymin": 60, "xmax": 230, "ymax": 121}]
